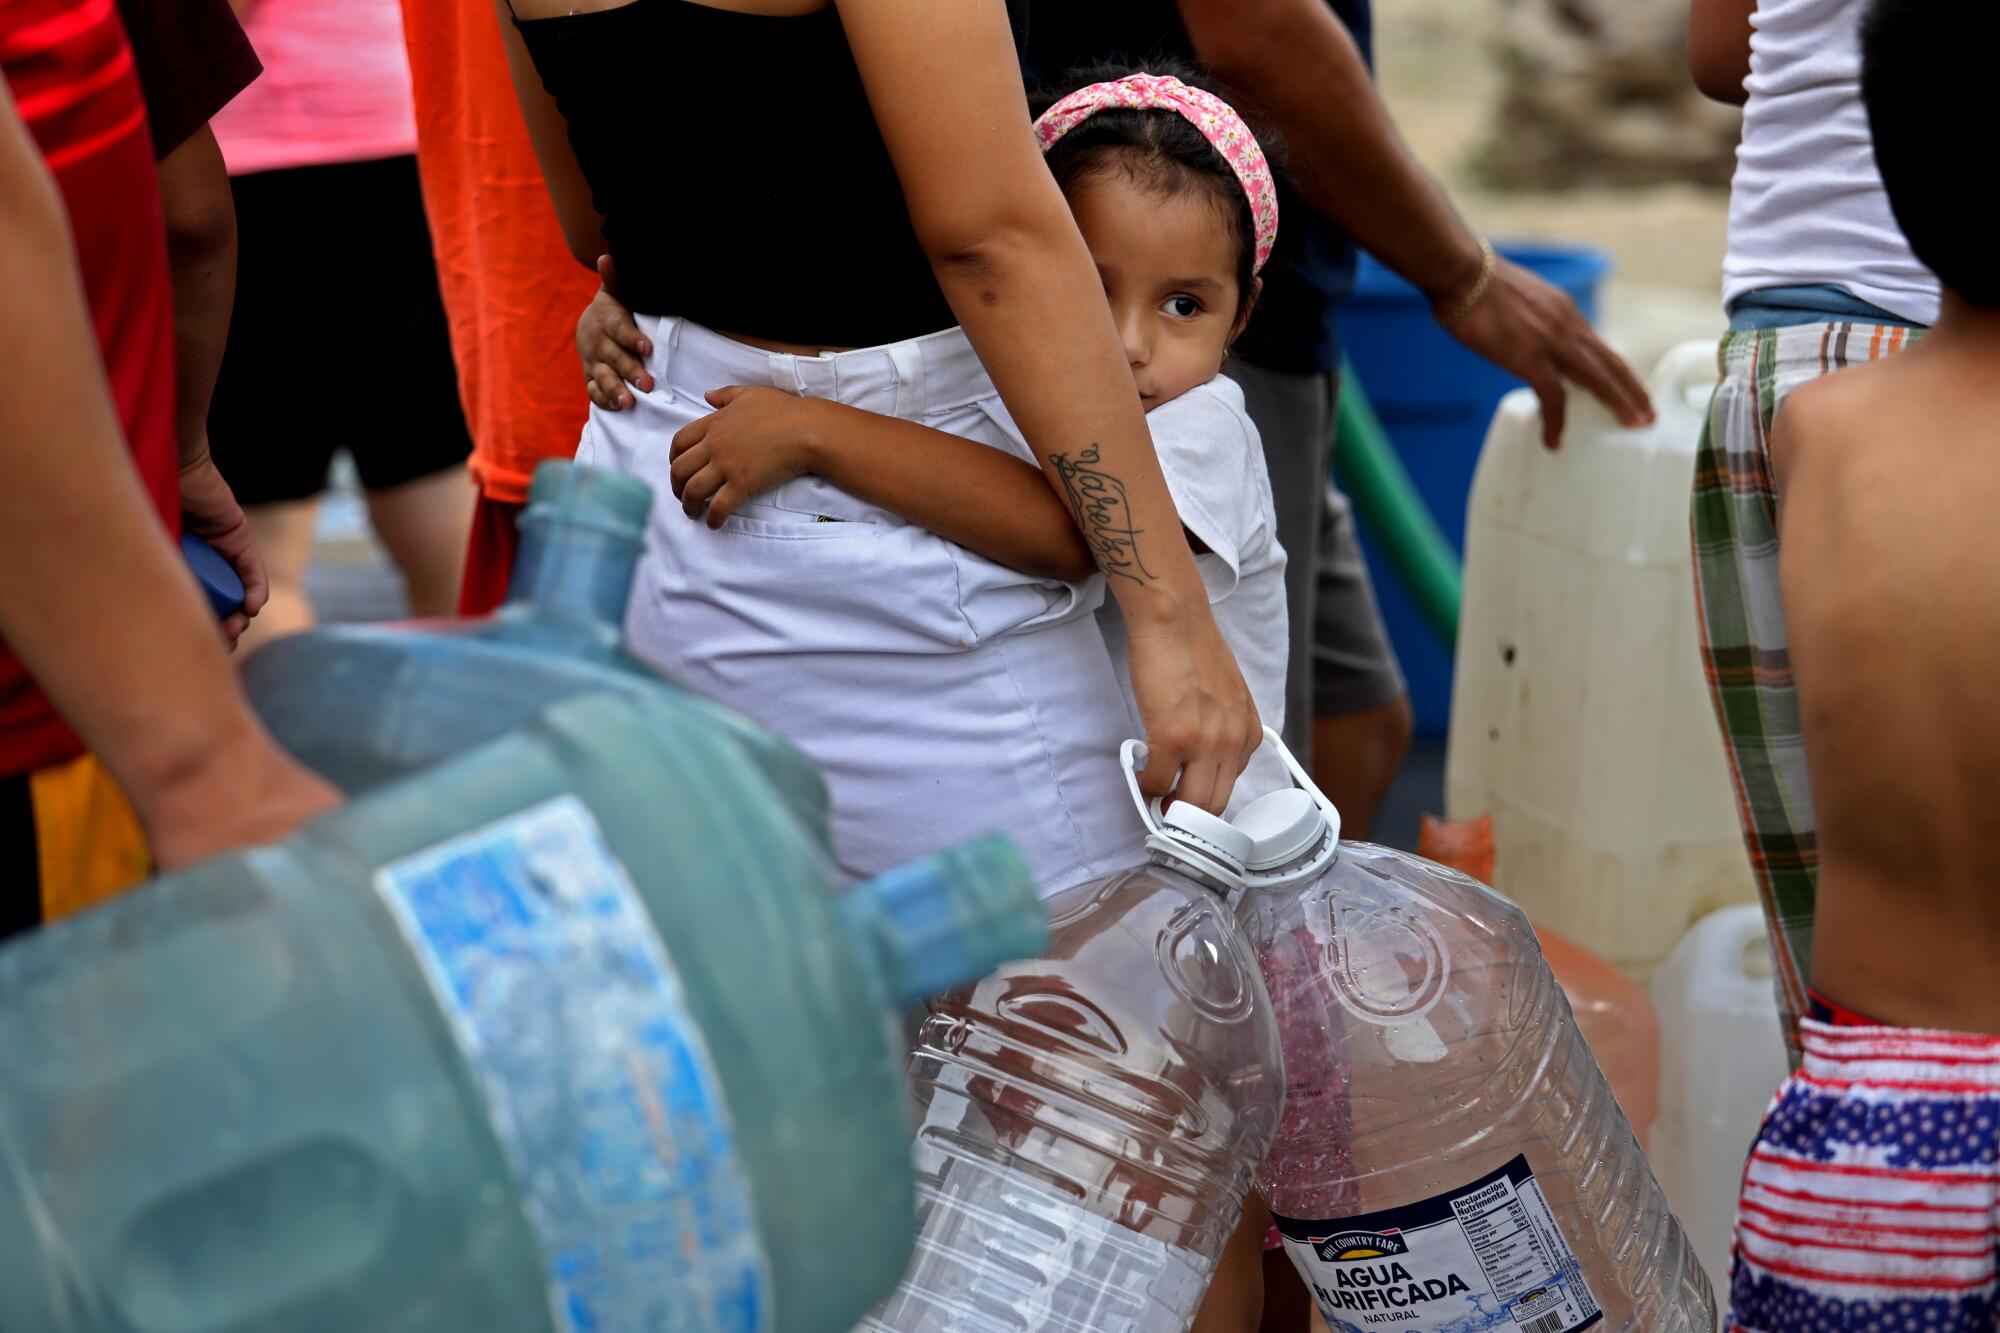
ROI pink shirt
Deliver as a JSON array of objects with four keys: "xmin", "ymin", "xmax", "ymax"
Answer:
[{"xmin": 210, "ymin": 0, "xmax": 417, "ymax": 175}]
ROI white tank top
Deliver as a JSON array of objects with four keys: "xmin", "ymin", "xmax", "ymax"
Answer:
[{"xmin": 1721, "ymin": 0, "xmax": 1939, "ymax": 325}]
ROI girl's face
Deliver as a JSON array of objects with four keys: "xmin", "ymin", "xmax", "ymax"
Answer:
[{"xmin": 1066, "ymin": 168, "xmax": 1255, "ymax": 411}]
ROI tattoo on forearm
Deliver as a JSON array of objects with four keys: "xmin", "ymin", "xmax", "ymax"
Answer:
[{"xmin": 1050, "ymin": 443, "xmax": 1156, "ymax": 586}]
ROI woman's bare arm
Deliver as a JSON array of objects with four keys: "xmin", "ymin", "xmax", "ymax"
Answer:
[
  {"xmin": 837, "ymin": 0, "xmax": 1259, "ymax": 809},
  {"xmin": 1180, "ymin": 0, "xmax": 1651, "ymax": 446},
  {"xmin": 490, "ymin": 0, "xmax": 607, "ymax": 267}
]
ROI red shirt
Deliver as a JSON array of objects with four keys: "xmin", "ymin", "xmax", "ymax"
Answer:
[{"xmin": 0, "ymin": 0, "xmax": 180, "ymax": 775}]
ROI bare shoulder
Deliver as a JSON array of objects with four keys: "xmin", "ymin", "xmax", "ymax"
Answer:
[
  {"xmin": 1770, "ymin": 356, "xmax": 1899, "ymax": 493},
  {"xmin": 1780, "ymin": 342, "xmax": 2000, "ymax": 611},
  {"xmin": 1771, "ymin": 354, "xmax": 1944, "ymax": 633}
]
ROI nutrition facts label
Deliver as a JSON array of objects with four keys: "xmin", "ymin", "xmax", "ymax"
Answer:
[{"xmin": 1273, "ymin": 1155, "xmax": 1601, "ymax": 1333}]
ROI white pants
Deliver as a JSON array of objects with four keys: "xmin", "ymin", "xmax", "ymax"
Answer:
[{"xmin": 578, "ymin": 317, "xmax": 1145, "ymax": 896}]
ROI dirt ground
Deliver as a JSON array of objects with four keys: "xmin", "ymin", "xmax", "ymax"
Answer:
[{"xmin": 1374, "ymin": 1, "xmax": 1734, "ymax": 363}]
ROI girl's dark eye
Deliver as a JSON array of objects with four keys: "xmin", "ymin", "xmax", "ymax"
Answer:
[{"xmin": 1164, "ymin": 295, "xmax": 1203, "ymax": 318}]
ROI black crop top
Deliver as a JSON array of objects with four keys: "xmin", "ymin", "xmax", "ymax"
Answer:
[{"xmin": 514, "ymin": 0, "xmax": 1028, "ymax": 348}]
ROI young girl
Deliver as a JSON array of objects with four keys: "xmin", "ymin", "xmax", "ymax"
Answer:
[{"xmin": 631, "ymin": 68, "xmax": 1296, "ymax": 817}]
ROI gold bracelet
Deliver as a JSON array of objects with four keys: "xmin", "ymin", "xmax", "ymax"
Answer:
[{"xmin": 1437, "ymin": 238, "xmax": 1497, "ymax": 330}]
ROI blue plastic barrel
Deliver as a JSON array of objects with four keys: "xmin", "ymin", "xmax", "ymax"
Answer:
[{"xmin": 1333, "ymin": 242, "xmax": 1609, "ymax": 736}]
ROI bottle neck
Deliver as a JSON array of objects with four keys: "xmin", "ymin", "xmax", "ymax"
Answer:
[
  {"xmin": 1244, "ymin": 827, "xmax": 1340, "ymax": 895},
  {"xmin": 1147, "ymin": 813, "xmax": 1339, "ymax": 894},
  {"xmin": 1147, "ymin": 846, "xmax": 1243, "ymax": 897},
  {"xmin": 498, "ymin": 511, "xmax": 641, "ymax": 653}
]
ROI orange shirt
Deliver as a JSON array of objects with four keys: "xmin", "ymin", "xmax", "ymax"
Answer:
[{"xmin": 400, "ymin": 0, "xmax": 597, "ymax": 505}]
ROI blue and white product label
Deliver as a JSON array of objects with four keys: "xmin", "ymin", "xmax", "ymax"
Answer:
[
  {"xmin": 1274, "ymin": 1155, "xmax": 1601, "ymax": 1333},
  {"xmin": 375, "ymin": 796, "xmax": 770, "ymax": 1333}
]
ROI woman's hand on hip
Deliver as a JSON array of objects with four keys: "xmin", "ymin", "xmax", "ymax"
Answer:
[
  {"xmin": 577, "ymin": 255, "xmax": 652, "ymax": 411},
  {"xmin": 668, "ymin": 386, "xmax": 826, "ymax": 527},
  {"xmin": 1123, "ymin": 593, "xmax": 1261, "ymax": 815}
]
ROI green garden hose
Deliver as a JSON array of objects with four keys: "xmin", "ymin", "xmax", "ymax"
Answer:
[{"xmin": 1332, "ymin": 363, "xmax": 1464, "ymax": 646}]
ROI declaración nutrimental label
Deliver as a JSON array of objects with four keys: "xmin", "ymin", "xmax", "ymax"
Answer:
[
  {"xmin": 1273, "ymin": 1155, "xmax": 1601, "ymax": 1333},
  {"xmin": 377, "ymin": 796, "xmax": 769, "ymax": 1333}
]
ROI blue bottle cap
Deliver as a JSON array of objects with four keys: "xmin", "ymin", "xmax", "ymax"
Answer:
[
  {"xmin": 842, "ymin": 834, "xmax": 1047, "ymax": 1005},
  {"xmin": 180, "ymin": 533, "xmax": 245, "ymax": 619}
]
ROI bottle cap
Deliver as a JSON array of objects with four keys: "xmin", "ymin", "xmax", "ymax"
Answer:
[
  {"xmin": 1238, "ymin": 787, "xmax": 1326, "ymax": 870},
  {"xmin": 841, "ymin": 834, "xmax": 1046, "ymax": 1004},
  {"xmin": 1159, "ymin": 800, "xmax": 1254, "ymax": 869},
  {"xmin": 180, "ymin": 533, "xmax": 245, "ymax": 619}
]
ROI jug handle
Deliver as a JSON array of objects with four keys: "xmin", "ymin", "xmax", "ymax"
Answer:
[
  {"xmin": 1651, "ymin": 339, "xmax": 1723, "ymax": 413},
  {"xmin": 1120, "ymin": 731, "xmax": 1344, "ymax": 889},
  {"xmin": 1118, "ymin": 738, "xmax": 1169, "ymax": 837},
  {"xmin": 1118, "ymin": 727, "xmax": 1339, "ymax": 834}
]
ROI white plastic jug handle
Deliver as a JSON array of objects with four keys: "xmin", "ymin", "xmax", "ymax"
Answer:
[
  {"xmin": 1651, "ymin": 339, "xmax": 1724, "ymax": 412},
  {"xmin": 1118, "ymin": 738, "xmax": 1168, "ymax": 837},
  {"xmin": 1735, "ymin": 916, "xmax": 1775, "ymax": 983},
  {"xmin": 1255, "ymin": 724, "xmax": 1344, "ymax": 858},
  {"xmin": 1120, "ymin": 724, "xmax": 1340, "ymax": 831},
  {"xmin": 1697, "ymin": 906, "xmax": 1776, "ymax": 998}
]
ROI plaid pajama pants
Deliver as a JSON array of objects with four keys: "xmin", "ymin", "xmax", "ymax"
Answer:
[{"xmin": 1690, "ymin": 321, "xmax": 1923, "ymax": 1067}]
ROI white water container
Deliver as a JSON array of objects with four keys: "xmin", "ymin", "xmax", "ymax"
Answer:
[
  {"xmin": 1647, "ymin": 906, "xmax": 1788, "ymax": 1300},
  {"xmin": 1445, "ymin": 340, "xmax": 1756, "ymax": 979}
]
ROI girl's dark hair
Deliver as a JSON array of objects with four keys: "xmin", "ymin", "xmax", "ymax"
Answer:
[{"xmin": 1030, "ymin": 59, "xmax": 1280, "ymax": 314}]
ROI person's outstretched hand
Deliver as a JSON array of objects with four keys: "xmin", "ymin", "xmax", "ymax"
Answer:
[
  {"xmin": 1124, "ymin": 596, "xmax": 1261, "ymax": 815},
  {"xmin": 1446, "ymin": 257, "xmax": 1654, "ymax": 449},
  {"xmin": 179, "ymin": 441, "xmax": 266, "ymax": 647},
  {"xmin": 577, "ymin": 254, "xmax": 653, "ymax": 411}
]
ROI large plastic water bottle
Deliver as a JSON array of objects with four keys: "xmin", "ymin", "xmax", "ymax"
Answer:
[
  {"xmin": 858, "ymin": 760, "xmax": 1283, "ymax": 1332},
  {"xmin": 245, "ymin": 461, "xmax": 825, "ymax": 829},
  {"xmin": 1414, "ymin": 817, "xmax": 1664, "ymax": 1149},
  {"xmin": 1217, "ymin": 735, "xmax": 1716, "ymax": 1332},
  {"xmin": 0, "ymin": 692, "xmax": 1046, "ymax": 1333},
  {"xmin": 1536, "ymin": 927, "xmax": 1662, "ymax": 1153}
]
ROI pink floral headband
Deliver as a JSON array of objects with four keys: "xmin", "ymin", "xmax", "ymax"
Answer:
[{"xmin": 1033, "ymin": 73, "xmax": 1279, "ymax": 274}]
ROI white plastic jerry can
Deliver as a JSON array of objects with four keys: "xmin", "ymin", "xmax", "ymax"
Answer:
[
  {"xmin": 1647, "ymin": 905, "xmax": 1789, "ymax": 1303},
  {"xmin": 1444, "ymin": 340, "xmax": 1757, "ymax": 980}
]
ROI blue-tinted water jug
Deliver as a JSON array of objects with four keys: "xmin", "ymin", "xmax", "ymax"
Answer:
[
  {"xmin": 244, "ymin": 461, "xmax": 825, "ymax": 830},
  {"xmin": 0, "ymin": 691, "xmax": 1047, "ymax": 1333}
]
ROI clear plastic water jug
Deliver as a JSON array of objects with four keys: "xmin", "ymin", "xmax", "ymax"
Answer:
[
  {"xmin": 0, "ymin": 692, "xmax": 1046, "ymax": 1333},
  {"xmin": 1537, "ymin": 927, "xmax": 1662, "ymax": 1152},
  {"xmin": 1200, "ymin": 734, "xmax": 1715, "ymax": 1332},
  {"xmin": 245, "ymin": 461, "xmax": 827, "ymax": 831},
  {"xmin": 1648, "ymin": 905, "xmax": 1787, "ymax": 1299},
  {"xmin": 858, "ymin": 755, "xmax": 1282, "ymax": 1332},
  {"xmin": 1415, "ymin": 818, "xmax": 1664, "ymax": 1147},
  {"xmin": 1446, "ymin": 340, "xmax": 1756, "ymax": 978}
]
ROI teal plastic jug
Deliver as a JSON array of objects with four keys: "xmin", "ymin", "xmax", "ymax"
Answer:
[
  {"xmin": 0, "ymin": 692, "xmax": 1046, "ymax": 1333},
  {"xmin": 244, "ymin": 461, "xmax": 826, "ymax": 831}
]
